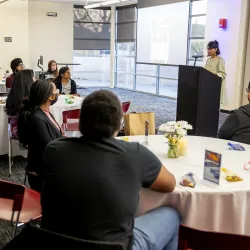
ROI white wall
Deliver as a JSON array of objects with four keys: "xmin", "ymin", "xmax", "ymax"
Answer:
[
  {"xmin": 204, "ymin": 0, "xmax": 249, "ymax": 110},
  {"xmin": 0, "ymin": 0, "xmax": 73, "ymax": 75},
  {"xmin": 0, "ymin": 0, "xmax": 29, "ymax": 74},
  {"xmin": 28, "ymin": 1, "xmax": 73, "ymax": 71}
]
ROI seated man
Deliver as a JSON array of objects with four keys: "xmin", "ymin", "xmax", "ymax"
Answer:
[
  {"xmin": 41, "ymin": 90, "xmax": 180, "ymax": 250},
  {"xmin": 6, "ymin": 58, "xmax": 24, "ymax": 90},
  {"xmin": 218, "ymin": 83, "xmax": 250, "ymax": 144}
]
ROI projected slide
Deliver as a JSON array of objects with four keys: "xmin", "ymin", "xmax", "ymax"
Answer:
[{"xmin": 137, "ymin": 1, "xmax": 189, "ymax": 65}]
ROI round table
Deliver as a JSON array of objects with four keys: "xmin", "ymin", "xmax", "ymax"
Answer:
[
  {"xmin": 0, "ymin": 80, "xmax": 6, "ymax": 93},
  {"xmin": 50, "ymin": 132, "xmax": 250, "ymax": 235},
  {"xmin": 50, "ymin": 95, "xmax": 83, "ymax": 126},
  {"xmin": 128, "ymin": 135, "xmax": 250, "ymax": 236},
  {"xmin": 0, "ymin": 97, "xmax": 27, "ymax": 157}
]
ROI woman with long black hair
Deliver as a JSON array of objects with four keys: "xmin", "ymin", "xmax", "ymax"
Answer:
[
  {"xmin": 54, "ymin": 67, "xmax": 77, "ymax": 95},
  {"xmin": 5, "ymin": 69, "xmax": 34, "ymax": 116},
  {"xmin": 18, "ymin": 79, "xmax": 62, "ymax": 192},
  {"xmin": 205, "ymin": 40, "xmax": 227, "ymax": 106}
]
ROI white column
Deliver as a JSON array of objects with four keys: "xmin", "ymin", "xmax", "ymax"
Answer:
[{"xmin": 109, "ymin": 5, "xmax": 116, "ymax": 88}]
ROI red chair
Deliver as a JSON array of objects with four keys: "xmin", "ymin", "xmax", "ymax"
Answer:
[
  {"xmin": 62, "ymin": 109, "xmax": 80, "ymax": 132},
  {"xmin": 122, "ymin": 101, "xmax": 131, "ymax": 114},
  {"xmin": 0, "ymin": 180, "xmax": 42, "ymax": 238},
  {"xmin": 178, "ymin": 225, "xmax": 250, "ymax": 250}
]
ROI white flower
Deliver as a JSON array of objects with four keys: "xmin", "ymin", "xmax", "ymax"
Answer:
[
  {"xmin": 166, "ymin": 127, "xmax": 175, "ymax": 133},
  {"xmin": 159, "ymin": 124, "xmax": 168, "ymax": 132},
  {"xmin": 167, "ymin": 121, "xmax": 176, "ymax": 126},
  {"xmin": 176, "ymin": 128, "xmax": 187, "ymax": 137},
  {"xmin": 176, "ymin": 121, "xmax": 188, "ymax": 129},
  {"xmin": 185, "ymin": 124, "xmax": 193, "ymax": 130}
]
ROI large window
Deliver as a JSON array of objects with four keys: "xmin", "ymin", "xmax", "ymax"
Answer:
[
  {"xmin": 115, "ymin": 7, "xmax": 137, "ymax": 89},
  {"xmin": 73, "ymin": 6, "xmax": 111, "ymax": 87},
  {"xmin": 187, "ymin": 0, "xmax": 207, "ymax": 66},
  {"xmin": 115, "ymin": 6, "xmax": 179, "ymax": 98}
]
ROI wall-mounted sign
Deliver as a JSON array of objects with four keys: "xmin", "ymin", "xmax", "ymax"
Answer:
[
  {"xmin": 4, "ymin": 37, "xmax": 12, "ymax": 42},
  {"xmin": 46, "ymin": 12, "xmax": 57, "ymax": 17}
]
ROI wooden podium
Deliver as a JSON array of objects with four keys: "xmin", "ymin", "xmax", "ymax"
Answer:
[{"xmin": 176, "ymin": 65, "xmax": 222, "ymax": 138}]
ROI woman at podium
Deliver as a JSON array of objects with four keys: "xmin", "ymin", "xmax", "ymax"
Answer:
[{"xmin": 205, "ymin": 40, "xmax": 227, "ymax": 106}]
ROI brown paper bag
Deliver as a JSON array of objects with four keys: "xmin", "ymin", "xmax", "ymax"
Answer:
[{"xmin": 124, "ymin": 112, "xmax": 155, "ymax": 136}]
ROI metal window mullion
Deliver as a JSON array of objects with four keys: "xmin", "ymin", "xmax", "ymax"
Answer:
[
  {"xmin": 156, "ymin": 65, "xmax": 160, "ymax": 95},
  {"xmin": 186, "ymin": 0, "xmax": 193, "ymax": 65},
  {"xmin": 133, "ymin": 60, "xmax": 137, "ymax": 90}
]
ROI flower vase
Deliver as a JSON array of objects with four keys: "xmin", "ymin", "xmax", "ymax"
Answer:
[{"xmin": 168, "ymin": 143, "xmax": 180, "ymax": 159}]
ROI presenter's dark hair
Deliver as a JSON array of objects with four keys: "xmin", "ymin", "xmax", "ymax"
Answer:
[
  {"xmin": 79, "ymin": 90, "xmax": 123, "ymax": 140},
  {"xmin": 207, "ymin": 40, "xmax": 221, "ymax": 55}
]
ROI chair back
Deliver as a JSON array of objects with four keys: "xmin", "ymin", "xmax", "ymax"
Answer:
[
  {"xmin": 122, "ymin": 101, "xmax": 131, "ymax": 114},
  {"xmin": 0, "ymin": 180, "xmax": 25, "ymax": 212},
  {"xmin": 62, "ymin": 109, "xmax": 81, "ymax": 124},
  {"xmin": 8, "ymin": 117, "xmax": 19, "ymax": 140},
  {"xmin": 3, "ymin": 222, "xmax": 125, "ymax": 250},
  {"xmin": 178, "ymin": 225, "xmax": 250, "ymax": 250}
]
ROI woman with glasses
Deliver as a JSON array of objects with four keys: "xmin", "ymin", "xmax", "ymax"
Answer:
[
  {"xmin": 205, "ymin": 40, "xmax": 227, "ymax": 106},
  {"xmin": 218, "ymin": 82, "xmax": 250, "ymax": 144}
]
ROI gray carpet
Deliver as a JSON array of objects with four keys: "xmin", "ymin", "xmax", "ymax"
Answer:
[{"xmin": 0, "ymin": 87, "xmax": 228, "ymax": 249}]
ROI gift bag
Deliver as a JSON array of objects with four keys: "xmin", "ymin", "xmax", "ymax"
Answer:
[{"xmin": 124, "ymin": 112, "xmax": 155, "ymax": 136}]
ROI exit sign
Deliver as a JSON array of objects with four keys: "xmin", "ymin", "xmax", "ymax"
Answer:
[
  {"xmin": 47, "ymin": 12, "xmax": 57, "ymax": 17},
  {"xmin": 4, "ymin": 37, "xmax": 12, "ymax": 42}
]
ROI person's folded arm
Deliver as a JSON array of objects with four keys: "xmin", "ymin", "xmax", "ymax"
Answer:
[
  {"xmin": 217, "ymin": 57, "xmax": 226, "ymax": 79},
  {"xmin": 139, "ymin": 144, "xmax": 176, "ymax": 193},
  {"xmin": 218, "ymin": 112, "xmax": 239, "ymax": 140},
  {"xmin": 30, "ymin": 116, "xmax": 54, "ymax": 149}
]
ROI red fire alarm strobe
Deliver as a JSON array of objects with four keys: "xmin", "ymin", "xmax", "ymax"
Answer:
[{"xmin": 219, "ymin": 19, "xmax": 227, "ymax": 28}]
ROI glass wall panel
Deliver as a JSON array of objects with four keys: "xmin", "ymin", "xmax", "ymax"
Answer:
[
  {"xmin": 159, "ymin": 78, "xmax": 178, "ymax": 98},
  {"xmin": 136, "ymin": 76, "xmax": 156, "ymax": 94},
  {"xmin": 116, "ymin": 73, "xmax": 134, "ymax": 89}
]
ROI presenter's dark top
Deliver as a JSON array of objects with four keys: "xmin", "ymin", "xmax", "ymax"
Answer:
[
  {"xmin": 218, "ymin": 103, "xmax": 250, "ymax": 144},
  {"xmin": 41, "ymin": 137, "xmax": 162, "ymax": 249}
]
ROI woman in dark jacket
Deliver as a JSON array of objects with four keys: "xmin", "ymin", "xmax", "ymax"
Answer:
[
  {"xmin": 42, "ymin": 60, "xmax": 59, "ymax": 80},
  {"xmin": 18, "ymin": 79, "xmax": 62, "ymax": 192},
  {"xmin": 54, "ymin": 67, "xmax": 77, "ymax": 95}
]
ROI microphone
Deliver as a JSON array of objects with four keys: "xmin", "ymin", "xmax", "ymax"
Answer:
[
  {"xmin": 192, "ymin": 54, "xmax": 204, "ymax": 59},
  {"xmin": 192, "ymin": 54, "xmax": 204, "ymax": 67}
]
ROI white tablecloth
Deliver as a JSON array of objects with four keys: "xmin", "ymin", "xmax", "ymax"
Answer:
[
  {"xmin": 0, "ymin": 82, "xmax": 6, "ymax": 93},
  {"xmin": 131, "ymin": 135, "xmax": 250, "ymax": 236},
  {"xmin": 50, "ymin": 95, "xmax": 83, "ymax": 126},
  {"xmin": 63, "ymin": 133, "xmax": 250, "ymax": 235},
  {"xmin": 0, "ymin": 97, "xmax": 27, "ymax": 157}
]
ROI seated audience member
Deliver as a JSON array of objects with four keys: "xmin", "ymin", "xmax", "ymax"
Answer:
[
  {"xmin": 42, "ymin": 60, "xmax": 59, "ymax": 80},
  {"xmin": 6, "ymin": 58, "xmax": 25, "ymax": 90},
  {"xmin": 218, "ymin": 83, "xmax": 250, "ymax": 144},
  {"xmin": 41, "ymin": 90, "xmax": 180, "ymax": 250},
  {"xmin": 5, "ymin": 69, "xmax": 34, "ymax": 139},
  {"xmin": 54, "ymin": 67, "xmax": 77, "ymax": 95},
  {"xmin": 5, "ymin": 69, "xmax": 34, "ymax": 116},
  {"xmin": 18, "ymin": 79, "xmax": 62, "ymax": 192}
]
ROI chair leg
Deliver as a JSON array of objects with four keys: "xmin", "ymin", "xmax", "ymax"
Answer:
[
  {"xmin": 12, "ymin": 211, "xmax": 21, "ymax": 238},
  {"xmin": 23, "ymin": 172, "xmax": 27, "ymax": 185}
]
